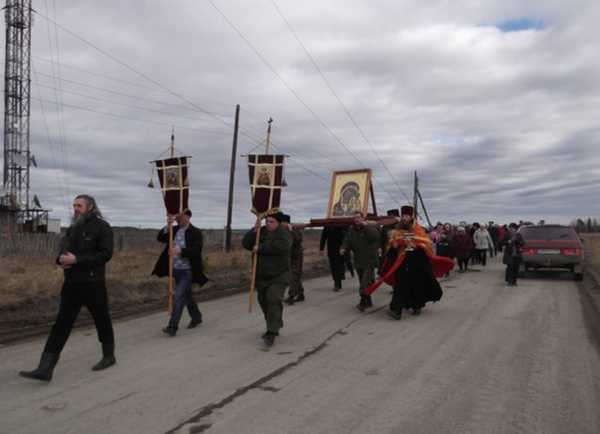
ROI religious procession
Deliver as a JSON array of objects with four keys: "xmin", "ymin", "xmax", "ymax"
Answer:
[{"xmin": 17, "ymin": 124, "xmax": 526, "ymax": 383}]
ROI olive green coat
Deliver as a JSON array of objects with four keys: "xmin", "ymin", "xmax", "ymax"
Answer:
[
  {"xmin": 342, "ymin": 224, "xmax": 381, "ymax": 269},
  {"xmin": 242, "ymin": 225, "xmax": 292, "ymax": 283}
]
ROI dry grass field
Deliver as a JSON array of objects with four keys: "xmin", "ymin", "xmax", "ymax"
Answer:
[
  {"xmin": 0, "ymin": 231, "xmax": 328, "ymax": 338},
  {"xmin": 582, "ymin": 233, "xmax": 600, "ymax": 275}
]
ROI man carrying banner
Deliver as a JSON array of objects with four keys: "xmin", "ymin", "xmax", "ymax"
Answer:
[
  {"xmin": 366, "ymin": 205, "xmax": 453, "ymax": 320},
  {"xmin": 152, "ymin": 209, "xmax": 207, "ymax": 336},
  {"xmin": 340, "ymin": 211, "xmax": 382, "ymax": 312},
  {"xmin": 242, "ymin": 212, "xmax": 292, "ymax": 346}
]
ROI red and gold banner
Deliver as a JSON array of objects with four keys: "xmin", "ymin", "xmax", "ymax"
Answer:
[
  {"xmin": 155, "ymin": 156, "xmax": 190, "ymax": 215},
  {"xmin": 247, "ymin": 154, "xmax": 285, "ymax": 216}
]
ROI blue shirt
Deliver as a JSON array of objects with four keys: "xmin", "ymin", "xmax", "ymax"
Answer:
[{"xmin": 169, "ymin": 225, "xmax": 191, "ymax": 270}]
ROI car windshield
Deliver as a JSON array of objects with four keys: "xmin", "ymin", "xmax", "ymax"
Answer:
[{"xmin": 520, "ymin": 226, "xmax": 576, "ymax": 240}]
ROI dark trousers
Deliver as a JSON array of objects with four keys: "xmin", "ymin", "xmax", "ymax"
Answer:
[
  {"xmin": 328, "ymin": 254, "xmax": 345, "ymax": 288},
  {"xmin": 168, "ymin": 269, "xmax": 202, "ymax": 330},
  {"xmin": 356, "ymin": 267, "xmax": 375, "ymax": 297},
  {"xmin": 344, "ymin": 252, "xmax": 355, "ymax": 277},
  {"xmin": 476, "ymin": 249, "xmax": 487, "ymax": 266},
  {"xmin": 457, "ymin": 258, "xmax": 469, "ymax": 271},
  {"xmin": 505, "ymin": 257, "xmax": 522, "ymax": 284},
  {"xmin": 44, "ymin": 281, "xmax": 114, "ymax": 354},
  {"xmin": 288, "ymin": 269, "xmax": 304, "ymax": 298}
]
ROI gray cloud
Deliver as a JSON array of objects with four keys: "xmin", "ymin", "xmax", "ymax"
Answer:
[{"xmin": 2, "ymin": 0, "xmax": 599, "ymax": 229}]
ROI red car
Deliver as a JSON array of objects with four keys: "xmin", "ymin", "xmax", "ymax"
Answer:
[{"xmin": 518, "ymin": 224, "xmax": 584, "ymax": 280}]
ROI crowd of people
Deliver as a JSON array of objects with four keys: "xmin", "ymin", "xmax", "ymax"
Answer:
[{"xmin": 17, "ymin": 194, "xmax": 525, "ymax": 382}]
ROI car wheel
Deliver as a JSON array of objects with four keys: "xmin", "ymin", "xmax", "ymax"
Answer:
[{"xmin": 574, "ymin": 272, "xmax": 583, "ymax": 281}]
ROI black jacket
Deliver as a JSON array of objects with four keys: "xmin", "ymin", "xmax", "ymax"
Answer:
[
  {"xmin": 502, "ymin": 232, "xmax": 524, "ymax": 265},
  {"xmin": 319, "ymin": 226, "xmax": 347, "ymax": 257},
  {"xmin": 152, "ymin": 224, "xmax": 208, "ymax": 286},
  {"xmin": 58, "ymin": 214, "xmax": 113, "ymax": 283}
]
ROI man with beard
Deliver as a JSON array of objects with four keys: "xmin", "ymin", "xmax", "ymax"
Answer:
[
  {"xmin": 152, "ymin": 209, "xmax": 208, "ymax": 336},
  {"xmin": 377, "ymin": 205, "xmax": 449, "ymax": 320},
  {"xmin": 242, "ymin": 211, "xmax": 292, "ymax": 346},
  {"xmin": 340, "ymin": 212, "xmax": 382, "ymax": 312},
  {"xmin": 19, "ymin": 195, "xmax": 116, "ymax": 382}
]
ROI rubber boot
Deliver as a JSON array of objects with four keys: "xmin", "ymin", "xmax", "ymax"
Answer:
[
  {"xmin": 92, "ymin": 342, "xmax": 116, "ymax": 371},
  {"xmin": 19, "ymin": 352, "xmax": 59, "ymax": 382}
]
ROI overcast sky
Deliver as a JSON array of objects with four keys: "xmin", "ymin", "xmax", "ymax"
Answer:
[{"xmin": 2, "ymin": 0, "xmax": 599, "ymax": 228}]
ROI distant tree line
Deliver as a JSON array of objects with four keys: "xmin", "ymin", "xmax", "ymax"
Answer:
[{"xmin": 571, "ymin": 218, "xmax": 600, "ymax": 233}]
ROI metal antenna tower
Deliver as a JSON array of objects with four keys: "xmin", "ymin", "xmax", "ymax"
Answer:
[{"xmin": 2, "ymin": 0, "xmax": 32, "ymax": 212}]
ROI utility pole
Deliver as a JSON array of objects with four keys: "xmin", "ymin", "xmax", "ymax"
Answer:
[{"xmin": 224, "ymin": 104, "xmax": 240, "ymax": 253}]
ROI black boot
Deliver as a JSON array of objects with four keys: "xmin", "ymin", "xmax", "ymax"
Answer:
[
  {"xmin": 365, "ymin": 295, "xmax": 373, "ymax": 307},
  {"xmin": 356, "ymin": 296, "xmax": 368, "ymax": 312},
  {"xmin": 19, "ymin": 352, "xmax": 59, "ymax": 382},
  {"xmin": 92, "ymin": 343, "xmax": 116, "ymax": 371},
  {"xmin": 387, "ymin": 309, "xmax": 402, "ymax": 320},
  {"xmin": 284, "ymin": 295, "xmax": 295, "ymax": 305},
  {"xmin": 262, "ymin": 332, "xmax": 276, "ymax": 347}
]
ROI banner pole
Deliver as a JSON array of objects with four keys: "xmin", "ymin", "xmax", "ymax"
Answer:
[
  {"xmin": 168, "ymin": 217, "xmax": 174, "ymax": 313},
  {"xmin": 248, "ymin": 216, "xmax": 262, "ymax": 313}
]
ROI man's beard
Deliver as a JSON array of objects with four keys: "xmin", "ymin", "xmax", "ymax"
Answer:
[
  {"xmin": 398, "ymin": 220, "xmax": 413, "ymax": 230},
  {"xmin": 70, "ymin": 212, "xmax": 85, "ymax": 227}
]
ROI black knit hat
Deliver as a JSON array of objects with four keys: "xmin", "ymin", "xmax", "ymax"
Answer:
[
  {"xmin": 401, "ymin": 205, "xmax": 414, "ymax": 216},
  {"xmin": 281, "ymin": 214, "xmax": 291, "ymax": 223},
  {"xmin": 267, "ymin": 211, "xmax": 285, "ymax": 223}
]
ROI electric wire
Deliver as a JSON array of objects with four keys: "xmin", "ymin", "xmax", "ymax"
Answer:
[
  {"xmin": 32, "ymin": 8, "xmax": 382, "ymax": 210},
  {"xmin": 270, "ymin": 0, "xmax": 411, "ymax": 204},
  {"xmin": 205, "ymin": 0, "xmax": 401, "ymax": 209},
  {"xmin": 31, "ymin": 60, "xmax": 70, "ymax": 214}
]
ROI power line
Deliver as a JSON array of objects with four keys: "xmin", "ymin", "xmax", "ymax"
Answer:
[
  {"xmin": 33, "ymin": 55, "xmax": 163, "ymax": 92},
  {"xmin": 42, "ymin": 0, "xmax": 71, "ymax": 202},
  {"xmin": 205, "ymin": 0, "xmax": 401, "ymax": 208},
  {"xmin": 31, "ymin": 61, "xmax": 70, "ymax": 215},
  {"xmin": 31, "ymin": 9, "xmax": 346, "ymax": 194},
  {"xmin": 33, "ymin": 10, "xmax": 261, "ymax": 144},
  {"xmin": 269, "ymin": 142, "xmax": 329, "ymax": 183},
  {"xmin": 270, "ymin": 0, "xmax": 411, "ymax": 204},
  {"xmin": 30, "ymin": 96, "xmax": 236, "ymax": 134},
  {"xmin": 32, "ymin": 81, "xmax": 238, "ymax": 130}
]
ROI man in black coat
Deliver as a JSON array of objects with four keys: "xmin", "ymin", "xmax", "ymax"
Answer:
[
  {"xmin": 319, "ymin": 226, "xmax": 348, "ymax": 291},
  {"xmin": 503, "ymin": 223, "xmax": 524, "ymax": 286},
  {"xmin": 19, "ymin": 194, "xmax": 116, "ymax": 382},
  {"xmin": 152, "ymin": 209, "xmax": 208, "ymax": 336}
]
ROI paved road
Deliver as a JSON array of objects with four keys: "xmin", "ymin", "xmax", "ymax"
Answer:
[{"xmin": 2, "ymin": 257, "xmax": 599, "ymax": 434}]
